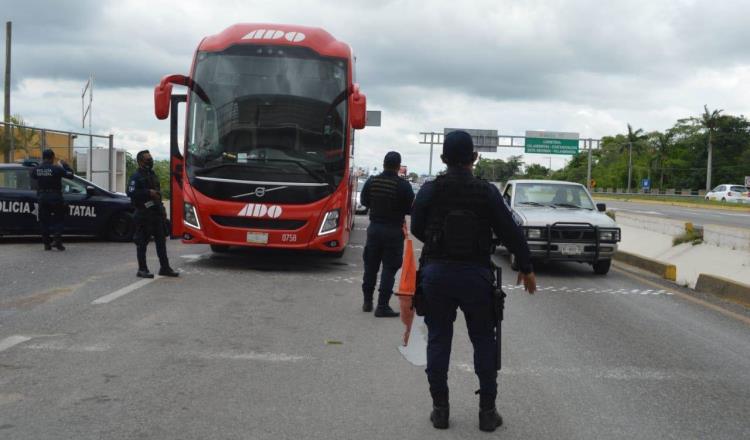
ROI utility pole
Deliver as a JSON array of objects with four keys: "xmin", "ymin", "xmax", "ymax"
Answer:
[
  {"xmin": 586, "ymin": 139, "xmax": 593, "ymax": 190},
  {"xmin": 627, "ymin": 141, "xmax": 633, "ymax": 193},
  {"xmin": 3, "ymin": 21, "xmax": 11, "ymax": 163}
]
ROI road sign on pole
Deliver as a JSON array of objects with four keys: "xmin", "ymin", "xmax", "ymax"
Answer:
[
  {"xmin": 524, "ymin": 131, "xmax": 579, "ymax": 155},
  {"xmin": 444, "ymin": 128, "xmax": 498, "ymax": 152}
]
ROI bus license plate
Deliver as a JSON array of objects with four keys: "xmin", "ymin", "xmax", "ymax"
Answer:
[
  {"xmin": 246, "ymin": 232, "xmax": 268, "ymax": 244},
  {"xmin": 561, "ymin": 244, "xmax": 582, "ymax": 255}
]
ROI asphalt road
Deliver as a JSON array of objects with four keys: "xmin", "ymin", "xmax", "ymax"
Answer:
[
  {"xmin": 1, "ymin": 220, "xmax": 749, "ymax": 439},
  {"xmin": 598, "ymin": 199, "xmax": 750, "ymax": 229}
]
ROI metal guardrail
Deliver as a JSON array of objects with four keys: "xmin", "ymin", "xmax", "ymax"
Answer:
[{"xmin": 591, "ymin": 188, "xmax": 706, "ymax": 199}]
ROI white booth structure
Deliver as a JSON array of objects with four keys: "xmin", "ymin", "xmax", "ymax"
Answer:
[{"xmin": 76, "ymin": 148, "xmax": 127, "ymax": 193}]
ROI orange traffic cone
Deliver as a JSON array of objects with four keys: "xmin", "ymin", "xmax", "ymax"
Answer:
[{"xmin": 396, "ymin": 224, "xmax": 417, "ymax": 346}]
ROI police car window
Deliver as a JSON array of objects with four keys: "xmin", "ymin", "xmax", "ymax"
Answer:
[
  {"xmin": 62, "ymin": 177, "xmax": 86, "ymax": 194},
  {"xmin": 0, "ymin": 169, "xmax": 33, "ymax": 190}
]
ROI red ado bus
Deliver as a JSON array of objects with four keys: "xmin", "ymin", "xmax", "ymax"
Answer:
[{"xmin": 153, "ymin": 24, "xmax": 367, "ymax": 255}]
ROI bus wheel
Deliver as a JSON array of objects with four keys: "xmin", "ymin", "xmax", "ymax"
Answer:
[{"xmin": 210, "ymin": 245, "xmax": 230, "ymax": 253}]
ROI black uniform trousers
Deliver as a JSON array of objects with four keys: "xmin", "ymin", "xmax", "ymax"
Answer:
[
  {"xmin": 361, "ymin": 221, "xmax": 404, "ymax": 306},
  {"xmin": 422, "ymin": 261, "xmax": 497, "ymax": 397},
  {"xmin": 134, "ymin": 209, "xmax": 170, "ymax": 271},
  {"xmin": 38, "ymin": 194, "xmax": 66, "ymax": 244}
]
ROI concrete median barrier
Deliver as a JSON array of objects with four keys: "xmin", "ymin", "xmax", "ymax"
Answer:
[
  {"xmin": 614, "ymin": 250, "xmax": 677, "ymax": 281},
  {"xmin": 695, "ymin": 274, "xmax": 750, "ymax": 307},
  {"xmin": 702, "ymin": 224, "xmax": 750, "ymax": 252}
]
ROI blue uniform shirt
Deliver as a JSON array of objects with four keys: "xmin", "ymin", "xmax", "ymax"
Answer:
[
  {"xmin": 411, "ymin": 170, "xmax": 533, "ymax": 274},
  {"xmin": 30, "ymin": 161, "xmax": 74, "ymax": 196},
  {"xmin": 361, "ymin": 170, "xmax": 415, "ymax": 225}
]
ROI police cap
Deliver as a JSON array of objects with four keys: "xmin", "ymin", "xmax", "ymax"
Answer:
[
  {"xmin": 442, "ymin": 130, "xmax": 474, "ymax": 164},
  {"xmin": 42, "ymin": 149, "xmax": 55, "ymax": 160},
  {"xmin": 383, "ymin": 151, "xmax": 401, "ymax": 167}
]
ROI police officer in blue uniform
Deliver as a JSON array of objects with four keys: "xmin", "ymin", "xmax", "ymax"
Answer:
[
  {"xmin": 411, "ymin": 131, "xmax": 536, "ymax": 432},
  {"xmin": 30, "ymin": 149, "xmax": 74, "ymax": 250},
  {"xmin": 127, "ymin": 150, "xmax": 178, "ymax": 278},
  {"xmin": 360, "ymin": 151, "xmax": 415, "ymax": 317}
]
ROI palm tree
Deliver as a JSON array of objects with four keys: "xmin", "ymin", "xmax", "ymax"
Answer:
[
  {"xmin": 621, "ymin": 124, "xmax": 644, "ymax": 193},
  {"xmin": 651, "ymin": 130, "xmax": 674, "ymax": 190},
  {"xmin": 695, "ymin": 105, "xmax": 723, "ymax": 191}
]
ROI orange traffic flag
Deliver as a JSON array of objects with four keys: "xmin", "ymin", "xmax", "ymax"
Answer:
[{"xmin": 396, "ymin": 224, "xmax": 417, "ymax": 346}]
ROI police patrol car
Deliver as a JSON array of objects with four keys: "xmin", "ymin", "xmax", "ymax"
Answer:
[{"xmin": 0, "ymin": 161, "xmax": 135, "ymax": 241}]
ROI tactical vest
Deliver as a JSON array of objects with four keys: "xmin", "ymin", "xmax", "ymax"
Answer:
[
  {"xmin": 422, "ymin": 173, "xmax": 492, "ymax": 263},
  {"xmin": 367, "ymin": 174, "xmax": 402, "ymax": 223}
]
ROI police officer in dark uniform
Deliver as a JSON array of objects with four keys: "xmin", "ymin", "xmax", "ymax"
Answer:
[
  {"xmin": 360, "ymin": 151, "xmax": 415, "ymax": 317},
  {"xmin": 30, "ymin": 149, "xmax": 74, "ymax": 251},
  {"xmin": 127, "ymin": 150, "xmax": 178, "ymax": 278},
  {"xmin": 411, "ymin": 131, "xmax": 536, "ymax": 432}
]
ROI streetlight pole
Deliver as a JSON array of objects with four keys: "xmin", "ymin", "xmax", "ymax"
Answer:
[
  {"xmin": 3, "ymin": 22, "xmax": 11, "ymax": 163},
  {"xmin": 627, "ymin": 141, "xmax": 633, "ymax": 193}
]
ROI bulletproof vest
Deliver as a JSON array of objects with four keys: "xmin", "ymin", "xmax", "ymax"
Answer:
[
  {"xmin": 34, "ymin": 164, "xmax": 63, "ymax": 194},
  {"xmin": 367, "ymin": 174, "xmax": 402, "ymax": 223},
  {"xmin": 422, "ymin": 173, "xmax": 492, "ymax": 263}
]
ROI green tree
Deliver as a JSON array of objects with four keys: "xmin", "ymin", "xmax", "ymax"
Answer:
[
  {"xmin": 622, "ymin": 124, "xmax": 645, "ymax": 192},
  {"xmin": 523, "ymin": 163, "xmax": 550, "ymax": 179},
  {"xmin": 0, "ymin": 115, "xmax": 36, "ymax": 160},
  {"xmin": 649, "ymin": 130, "xmax": 674, "ymax": 190}
]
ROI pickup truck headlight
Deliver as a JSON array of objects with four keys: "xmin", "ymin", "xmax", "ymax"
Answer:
[
  {"xmin": 183, "ymin": 202, "xmax": 201, "ymax": 230},
  {"xmin": 599, "ymin": 229, "xmax": 620, "ymax": 242},
  {"xmin": 319, "ymin": 209, "xmax": 340, "ymax": 236},
  {"xmin": 525, "ymin": 227, "xmax": 544, "ymax": 240}
]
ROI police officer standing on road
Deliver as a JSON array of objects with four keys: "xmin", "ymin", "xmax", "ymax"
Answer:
[
  {"xmin": 411, "ymin": 131, "xmax": 536, "ymax": 432},
  {"xmin": 30, "ymin": 149, "xmax": 74, "ymax": 251},
  {"xmin": 127, "ymin": 150, "xmax": 179, "ymax": 279},
  {"xmin": 360, "ymin": 151, "xmax": 415, "ymax": 317}
]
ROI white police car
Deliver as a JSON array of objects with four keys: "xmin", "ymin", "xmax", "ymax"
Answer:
[{"xmin": 0, "ymin": 161, "xmax": 135, "ymax": 241}]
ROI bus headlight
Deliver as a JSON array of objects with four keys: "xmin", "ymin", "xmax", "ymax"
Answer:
[
  {"xmin": 183, "ymin": 202, "xmax": 201, "ymax": 230},
  {"xmin": 319, "ymin": 209, "xmax": 340, "ymax": 236}
]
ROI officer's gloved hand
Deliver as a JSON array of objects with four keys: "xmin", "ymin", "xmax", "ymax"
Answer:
[{"xmin": 517, "ymin": 272, "xmax": 537, "ymax": 294}]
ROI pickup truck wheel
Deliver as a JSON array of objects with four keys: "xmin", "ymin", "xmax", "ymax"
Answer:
[
  {"xmin": 510, "ymin": 253, "xmax": 518, "ymax": 271},
  {"xmin": 210, "ymin": 245, "xmax": 230, "ymax": 253},
  {"xmin": 593, "ymin": 259, "xmax": 611, "ymax": 275}
]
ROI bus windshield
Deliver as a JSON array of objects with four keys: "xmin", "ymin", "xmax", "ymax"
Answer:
[{"xmin": 185, "ymin": 44, "xmax": 348, "ymax": 187}]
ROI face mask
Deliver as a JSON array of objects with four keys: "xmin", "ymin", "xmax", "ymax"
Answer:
[{"xmin": 143, "ymin": 158, "xmax": 154, "ymax": 170}]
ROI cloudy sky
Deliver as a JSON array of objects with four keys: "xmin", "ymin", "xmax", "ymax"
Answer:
[{"xmin": 4, "ymin": 0, "xmax": 750, "ymax": 174}]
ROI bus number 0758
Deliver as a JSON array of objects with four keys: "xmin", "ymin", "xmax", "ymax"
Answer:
[{"xmin": 281, "ymin": 234, "xmax": 297, "ymax": 243}]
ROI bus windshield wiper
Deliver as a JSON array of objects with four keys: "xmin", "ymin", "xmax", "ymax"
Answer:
[{"xmin": 245, "ymin": 158, "xmax": 329, "ymax": 185}]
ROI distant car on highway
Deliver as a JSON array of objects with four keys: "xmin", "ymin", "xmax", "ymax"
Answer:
[
  {"xmin": 501, "ymin": 179, "xmax": 621, "ymax": 275},
  {"xmin": 705, "ymin": 184, "xmax": 750, "ymax": 203},
  {"xmin": 0, "ymin": 161, "xmax": 135, "ymax": 241},
  {"xmin": 355, "ymin": 177, "xmax": 368, "ymax": 214}
]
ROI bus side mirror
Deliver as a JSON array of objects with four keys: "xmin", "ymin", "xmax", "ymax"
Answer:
[
  {"xmin": 350, "ymin": 83, "xmax": 367, "ymax": 129},
  {"xmin": 154, "ymin": 82, "xmax": 173, "ymax": 120}
]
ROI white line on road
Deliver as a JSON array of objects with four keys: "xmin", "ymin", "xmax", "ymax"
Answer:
[
  {"xmin": 192, "ymin": 351, "xmax": 311, "ymax": 362},
  {"xmin": 92, "ymin": 278, "xmax": 157, "ymax": 305},
  {"xmin": 0, "ymin": 335, "xmax": 32, "ymax": 352}
]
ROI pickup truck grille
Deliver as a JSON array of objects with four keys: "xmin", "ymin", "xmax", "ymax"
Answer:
[{"xmin": 551, "ymin": 229, "xmax": 596, "ymax": 241}]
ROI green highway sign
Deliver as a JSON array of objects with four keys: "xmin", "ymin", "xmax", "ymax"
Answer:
[{"xmin": 525, "ymin": 130, "xmax": 579, "ymax": 155}]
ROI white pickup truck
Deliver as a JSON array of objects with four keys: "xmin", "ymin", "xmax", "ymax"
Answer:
[{"xmin": 501, "ymin": 179, "xmax": 621, "ymax": 275}]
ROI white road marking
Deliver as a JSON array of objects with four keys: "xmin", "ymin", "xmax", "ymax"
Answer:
[
  {"xmin": 23, "ymin": 342, "xmax": 110, "ymax": 352},
  {"xmin": 192, "ymin": 351, "xmax": 310, "ymax": 362},
  {"xmin": 0, "ymin": 335, "xmax": 32, "ymax": 352},
  {"xmin": 92, "ymin": 278, "xmax": 157, "ymax": 305}
]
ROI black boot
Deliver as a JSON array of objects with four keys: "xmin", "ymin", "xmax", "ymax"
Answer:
[
  {"xmin": 362, "ymin": 300, "xmax": 373, "ymax": 312},
  {"xmin": 53, "ymin": 236, "xmax": 65, "ymax": 251},
  {"xmin": 159, "ymin": 267, "xmax": 180, "ymax": 277},
  {"xmin": 374, "ymin": 304, "xmax": 399, "ymax": 317},
  {"xmin": 478, "ymin": 393, "xmax": 503, "ymax": 432},
  {"xmin": 137, "ymin": 269, "xmax": 155, "ymax": 279},
  {"xmin": 44, "ymin": 242, "xmax": 52, "ymax": 251},
  {"xmin": 430, "ymin": 391, "xmax": 449, "ymax": 429}
]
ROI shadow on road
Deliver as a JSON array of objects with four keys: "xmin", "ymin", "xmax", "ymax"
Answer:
[{"xmin": 188, "ymin": 247, "xmax": 353, "ymax": 274}]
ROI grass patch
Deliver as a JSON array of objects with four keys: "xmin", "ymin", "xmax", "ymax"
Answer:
[
  {"xmin": 673, "ymin": 229, "xmax": 704, "ymax": 246},
  {"xmin": 594, "ymin": 193, "xmax": 750, "ymax": 210}
]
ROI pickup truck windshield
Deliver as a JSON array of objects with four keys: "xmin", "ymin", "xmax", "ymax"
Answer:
[{"xmin": 515, "ymin": 183, "xmax": 595, "ymax": 210}]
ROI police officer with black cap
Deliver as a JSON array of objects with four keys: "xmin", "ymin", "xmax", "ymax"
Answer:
[
  {"xmin": 127, "ymin": 150, "xmax": 178, "ymax": 278},
  {"xmin": 30, "ymin": 149, "xmax": 74, "ymax": 250},
  {"xmin": 360, "ymin": 151, "xmax": 415, "ymax": 317},
  {"xmin": 411, "ymin": 130, "xmax": 536, "ymax": 432}
]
